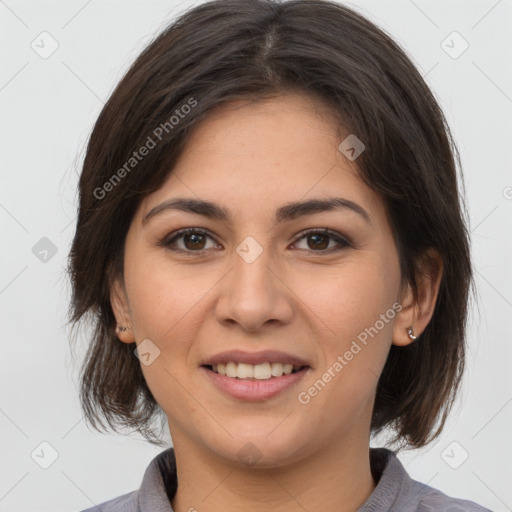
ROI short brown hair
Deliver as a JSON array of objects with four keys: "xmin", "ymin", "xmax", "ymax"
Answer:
[{"xmin": 67, "ymin": 0, "xmax": 474, "ymax": 449}]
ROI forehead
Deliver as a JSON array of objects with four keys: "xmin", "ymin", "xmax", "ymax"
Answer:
[
  {"xmin": 138, "ymin": 93, "xmax": 384, "ymax": 225},
  {"xmin": 183, "ymin": 92, "xmax": 344, "ymax": 157}
]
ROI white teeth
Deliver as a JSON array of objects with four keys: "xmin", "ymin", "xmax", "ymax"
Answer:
[
  {"xmin": 211, "ymin": 361, "xmax": 299, "ymax": 379},
  {"xmin": 272, "ymin": 362, "xmax": 293, "ymax": 376},
  {"xmin": 237, "ymin": 363, "xmax": 254, "ymax": 378},
  {"xmin": 254, "ymin": 362, "xmax": 271, "ymax": 379},
  {"xmin": 225, "ymin": 362, "xmax": 237, "ymax": 378}
]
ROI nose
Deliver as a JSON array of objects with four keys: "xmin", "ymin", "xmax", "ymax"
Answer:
[{"xmin": 215, "ymin": 245, "xmax": 294, "ymax": 332}]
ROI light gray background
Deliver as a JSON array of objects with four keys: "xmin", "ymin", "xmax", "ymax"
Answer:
[{"xmin": 1, "ymin": 0, "xmax": 511, "ymax": 510}]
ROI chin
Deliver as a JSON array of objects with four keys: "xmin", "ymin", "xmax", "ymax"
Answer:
[{"xmin": 208, "ymin": 432, "xmax": 309, "ymax": 469}]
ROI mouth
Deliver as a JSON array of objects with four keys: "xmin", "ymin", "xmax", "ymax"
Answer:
[
  {"xmin": 200, "ymin": 362, "xmax": 311, "ymax": 401},
  {"xmin": 201, "ymin": 362, "xmax": 308, "ymax": 380},
  {"xmin": 200, "ymin": 349, "xmax": 312, "ymax": 401}
]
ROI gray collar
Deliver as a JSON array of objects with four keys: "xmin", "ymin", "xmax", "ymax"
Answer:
[{"xmin": 105, "ymin": 446, "xmax": 490, "ymax": 512}]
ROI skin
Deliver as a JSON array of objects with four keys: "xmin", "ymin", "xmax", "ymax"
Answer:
[{"xmin": 111, "ymin": 92, "xmax": 443, "ymax": 512}]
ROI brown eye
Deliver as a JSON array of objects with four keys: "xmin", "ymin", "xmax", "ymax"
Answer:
[
  {"xmin": 182, "ymin": 232, "xmax": 206, "ymax": 250},
  {"xmin": 293, "ymin": 229, "xmax": 351, "ymax": 252},
  {"xmin": 163, "ymin": 228, "xmax": 218, "ymax": 253},
  {"xmin": 306, "ymin": 233, "xmax": 330, "ymax": 250},
  {"xmin": 161, "ymin": 227, "xmax": 351, "ymax": 255}
]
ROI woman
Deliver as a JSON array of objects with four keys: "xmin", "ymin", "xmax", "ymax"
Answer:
[{"xmin": 68, "ymin": 0, "xmax": 491, "ymax": 510}]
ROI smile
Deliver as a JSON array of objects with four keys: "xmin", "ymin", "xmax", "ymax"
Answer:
[
  {"xmin": 208, "ymin": 361, "xmax": 305, "ymax": 380},
  {"xmin": 201, "ymin": 364, "xmax": 311, "ymax": 401}
]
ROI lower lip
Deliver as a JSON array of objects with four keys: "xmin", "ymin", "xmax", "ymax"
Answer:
[{"xmin": 202, "ymin": 366, "xmax": 310, "ymax": 401}]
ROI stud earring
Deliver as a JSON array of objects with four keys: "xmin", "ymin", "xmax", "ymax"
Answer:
[
  {"xmin": 116, "ymin": 325, "xmax": 129, "ymax": 333},
  {"xmin": 406, "ymin": 326, "xmax": 417, "ymax": 340}
]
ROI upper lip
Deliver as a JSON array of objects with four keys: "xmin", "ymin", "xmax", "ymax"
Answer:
[{"xmin": 201, "ymin": 349, "xmax": 311, "ymax": 368}]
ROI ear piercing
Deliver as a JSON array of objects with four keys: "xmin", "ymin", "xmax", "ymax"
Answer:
[{"xmin": 116, "ymin": 325, "xmax": 130, "ymax": 333}]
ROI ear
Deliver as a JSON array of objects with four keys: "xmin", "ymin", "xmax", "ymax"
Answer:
[
  {"xmin": 110, "ymin": 276, "xmax": 136, "ymax": 344},
  {"xmin": 392, "ymin": 248, "xmax": 443, "ymax": 347}
]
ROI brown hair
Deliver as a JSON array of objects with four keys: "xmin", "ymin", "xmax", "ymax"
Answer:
[{"xmin": 67, "ymin": 0, "xmax": 474, "ymax": 449}]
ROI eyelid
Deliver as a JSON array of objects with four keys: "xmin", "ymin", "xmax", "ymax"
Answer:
[
  {"xmin": 160, "ymin": 227, "xmax": 352, "ymax": 253},
  {"xmin": 161, "ymin": 227, "xmax": 219, "ymax": 253},
  {"xmin": 291, "ymin": 228, "xmax": 352, "ymax": 251}
]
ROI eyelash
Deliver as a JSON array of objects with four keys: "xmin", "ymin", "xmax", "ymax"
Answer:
[{"xmin": 160, "ymin": 227, "xmax": 352, "ymax": 255}]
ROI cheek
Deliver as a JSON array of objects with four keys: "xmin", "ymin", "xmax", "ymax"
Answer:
[
  {"xmin": 296, "ymin": 256, "xmax": 399, "ymax": 406},
  {"xmin": 295, "ymin": 264, "xmax": 397, "ymax": 417},
  {"xmin": 124, "ymin": 247, "xmax": 208, "ymax": 340},
  {"xmin": 123, "ymin": 254, "xmax": 207, "ymax": 413},
  {"xmin": 300, "ymin": 258, "xmax": 398, "ymax": 344}
]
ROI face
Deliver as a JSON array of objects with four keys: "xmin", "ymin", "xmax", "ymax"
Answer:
[{"xmin": 111, "ymin": 92, "xmax": 416, "ymax": 467}]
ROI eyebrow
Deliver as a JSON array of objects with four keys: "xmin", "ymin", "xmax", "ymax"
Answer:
[{"xmin": 142, "ymin": 197, "xmax": 372, "ymax": 226}]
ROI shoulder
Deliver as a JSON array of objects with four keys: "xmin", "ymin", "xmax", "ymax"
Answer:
[
  {"xmin": 410, "ymin": 480, "xmax": 492, "ymax": 512},
  {"xmin": 78, "ymin": 490, "xmax": 139, "ymax": 512},
  {"xmin": 76, "ymin": 447, "xmax": 176, "ymax": 512},
  {"xmin": 366, "ymin": 448, "xmax": 493, "ymax": 512}
]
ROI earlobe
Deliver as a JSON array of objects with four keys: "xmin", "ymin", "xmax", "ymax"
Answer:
[
  {"xmin": 115, "ymin": 324, "xmax": 134, "ymax": 342},
  {"xmin": 392, "ymin": 248, "xmax": 443, "ymax": 347},
  {"xmin": 405, "ymin": 326, "xmax": 417, "ymax": 341},
  {"xmin": 110, "ymin": 277, "xmax": 136, "ymax": 343}
]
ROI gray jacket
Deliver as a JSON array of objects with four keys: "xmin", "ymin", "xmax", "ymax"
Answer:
[{"xmin": 79, "ymin": 447, "xmax": 492, "ymax": 511}]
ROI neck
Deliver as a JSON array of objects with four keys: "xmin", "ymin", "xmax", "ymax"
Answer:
[{"xmin": 170, "ymin": 435, "xmax": 376, "ymax": 512}]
